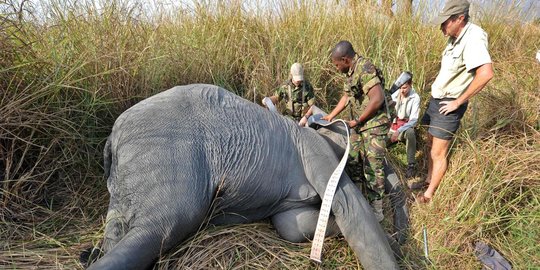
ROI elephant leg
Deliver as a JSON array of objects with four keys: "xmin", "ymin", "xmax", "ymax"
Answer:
[
  {"xmin": 101, "ymin": 198, "xmax": 128, "ymax": 252},
  {"xmin": 89, "ymin": 178, "xmax": 212, "ymax": 270},
  {"xmin": 384, "ymin": 159, "xmax": 409, "ymax": 245},
  {"xmin": 89, "ymin": 206, "xmax": 210, "ymax": 270},
  {"xmin": 88, "ymin": 226, "xmax": 166, "ymax": 270},
  {"xmin": 81, "ymin": 196, "xmax": 126, "ymax": 267},
  {"xmin": 271, "ymin": 206, "xmax": 340, "ymax": 243}
]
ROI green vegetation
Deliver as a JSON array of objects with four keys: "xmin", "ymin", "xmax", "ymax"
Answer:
[{"xmin": 1, "ymin": 0, "xmax": 538, "ymax": 269}]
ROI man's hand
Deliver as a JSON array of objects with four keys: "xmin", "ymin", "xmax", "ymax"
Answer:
[
  {"xmin": 298, "ymin": 116, "xmax": 308, "ymax": 127},
  {"xmin": 439, "ymin": 100, "xmax": 460, "ymax": 115},
  {"xmin": 348, "ymin": 119, "xmax": 359, "ymax": 128},
  {"xmin": 390, "ymin": 131, "xmax": 399, "ymax": 143},
  {"xmin": 322, "ymin": 115, "xmax": 333, "ymax": 121}
]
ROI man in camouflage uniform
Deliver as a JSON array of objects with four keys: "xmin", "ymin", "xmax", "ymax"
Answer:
[
  {"xmin": 264, "ymin": 63, "xmax": 316, "ymax": 126},
  {"xmin": 322, "ymin": 40, "xmax": 389, "ymax": 221}
]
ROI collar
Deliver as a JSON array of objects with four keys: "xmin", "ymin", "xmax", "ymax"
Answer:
[
  {"xmin": 450, "ymin": 22, "xmax": 471, "ymax": 45},
  {"xmin": 347, "ymin": 54, "xmax": 362, "ymax": 77},
  {"xmin": 288, "ymin": 79, "xmax": 303, "ymax": 89}
]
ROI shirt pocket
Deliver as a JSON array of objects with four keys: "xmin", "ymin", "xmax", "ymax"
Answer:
[{"xmin": 441, "ymin": 45, "xmax": 465, "ymax": 72}]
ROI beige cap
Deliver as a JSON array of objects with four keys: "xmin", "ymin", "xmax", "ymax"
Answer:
[
  {"xmin": 432, "ymin": 0, "xmax": 470, "ymax": 25},
  {"xmin": 290, "ymin": 63, "xmax": 304, "ymax": 82}
]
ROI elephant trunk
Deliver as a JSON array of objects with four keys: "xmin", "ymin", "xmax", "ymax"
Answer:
[{"xmin": 298, "ymin": 130, "xmax": 398, "ymax": 269}]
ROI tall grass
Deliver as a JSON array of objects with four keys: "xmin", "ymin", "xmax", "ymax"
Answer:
[{"xmin": 1, "ymin": 0, "xmax": 539, "ymax": 269}]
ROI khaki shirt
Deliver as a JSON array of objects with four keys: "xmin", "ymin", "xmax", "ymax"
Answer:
[
  {"xmin": 274, "ymin": 79, "xmax": 315, "ymax": 120},
  {"xmin": 344, "ymin": 54, "xmax": 388, "ymax": 131},
  {"xmin": 431, "ymin": 22, "xmax": 492, "ymax": 99}
]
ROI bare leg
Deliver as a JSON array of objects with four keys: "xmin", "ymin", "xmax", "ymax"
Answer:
[
  {"xmin": 425, "ymin": 134, "xmax": 433, "ymax": 184},
  {"xmin": 424, "ymin": 136, "xmax": 451, "ymax": 200}
]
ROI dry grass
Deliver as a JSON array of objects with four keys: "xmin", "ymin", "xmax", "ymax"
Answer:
[
  {"xmin": 1, "ymin": 0, "xmax": 539, "ymax": 269},
  {"xmin": 156, "ymin": 223, "xmax": 360, "ymax": 270},
  {"xmin": 408, "ymin": 130, "xmax": 540, "ymax": 269}
]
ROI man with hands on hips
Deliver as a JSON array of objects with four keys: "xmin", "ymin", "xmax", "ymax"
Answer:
[{"xmin": 412, "ymin": 0, "xmax": 494, "ymax": 203}]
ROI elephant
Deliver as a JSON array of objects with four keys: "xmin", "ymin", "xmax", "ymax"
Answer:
[{"xmin": 87, "ymin": 84, "xmax": 401, "ymax": 270}]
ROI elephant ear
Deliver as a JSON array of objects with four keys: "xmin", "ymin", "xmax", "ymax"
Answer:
[
  {"xmin": 307, "ymin": 105, "xmax": 331, "ymax": 128},
  {"xmin": 308, "ymin": 106, "xmax": 349, "ymax": 158}
]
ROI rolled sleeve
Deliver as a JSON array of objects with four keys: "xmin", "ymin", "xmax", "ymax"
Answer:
[
  {"xmin": 307, "ymin": 97, "xmax": 315, "ymax": 107},
  {"xmin": 464, "ymin": 30, "xmax": 492, "ymax": 72},
  {"xmin": 305, "ymin": 84, "xmax": 316, "ymax": 106},
  {"xmin": 362, "ymin": 74, "xmax": 381, "ymax": 94},
  {"xmin": 343, "ymin": 81, "xmax": 352, "ymax": 94}
]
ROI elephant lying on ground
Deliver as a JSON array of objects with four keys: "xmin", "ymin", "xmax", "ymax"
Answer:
[{"xmin": 87, "ymin": 84, "xmax": 400, "ymax": 270}]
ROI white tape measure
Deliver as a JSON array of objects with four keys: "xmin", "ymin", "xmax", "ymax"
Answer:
[
  {"xmin": 262, "ymin": 97, "xmax": 278, "ymax": 113},
  {"xmin": 310, "ymin": 119, "xmax": 350, "ymax": 262}
]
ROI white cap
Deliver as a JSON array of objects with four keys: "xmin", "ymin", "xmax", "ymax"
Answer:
[{"xmin": 290, "ymin": 63, "xmax": 304, "ymax": 82}]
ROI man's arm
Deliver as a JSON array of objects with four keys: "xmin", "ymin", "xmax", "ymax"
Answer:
[
  {"xmin": 439, "ymin": 63, "xmax": 494, "ymax": 115},
  {"xmin": 269, "ymin": 95, "xmax": 279, "ymax": 105},
  {"xmin": 322, "ymin": 94, "xmax": 349, "ymax": 121},
  {"xmin": 349, "ymin": 84, "xmax": 384, "ymax": 128},
  {"xmin": 299, "ymin": 105, "xmax": 315, "ymax": 127},
  {"xmin": 267, "ymin": 85, "xmax": 287, "ymax": 105},
  {"xmin": 302, "ymin": 89, "xmax": 316, "ymax": 116},
  {"xmin": 261, "ymin": 95, "xmax": 280, "ymax": 109},
  {"xmin": 303, "ymin": 106, "xmax": 314, "ymax": 118}
]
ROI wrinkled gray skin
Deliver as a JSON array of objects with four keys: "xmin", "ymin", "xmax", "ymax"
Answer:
[{"xmin": 88, "ymin": 84, "xmax": 399, "ymax": 270}]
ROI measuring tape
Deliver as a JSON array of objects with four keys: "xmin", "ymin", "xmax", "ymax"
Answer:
[
  {"xmin": 310, "ymin": 119, "xmax": 350, "ymax": 262},
  {"xmin": 262, "ymin": 97, "xmax": 278, "ymax": 113}
]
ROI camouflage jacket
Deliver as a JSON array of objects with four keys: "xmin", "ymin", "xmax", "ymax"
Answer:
[
  {"xmin": 344, "ymin": 54, "xmax": 389, "ymax": 132},
  {"xmin": 274, "ymin": 79, "xmax": 315, "ymax": 120}
]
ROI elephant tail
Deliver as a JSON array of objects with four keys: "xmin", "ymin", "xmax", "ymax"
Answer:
[{"xmin": 103, "ymin": 135, "xmax": 112, "ymax": 179}]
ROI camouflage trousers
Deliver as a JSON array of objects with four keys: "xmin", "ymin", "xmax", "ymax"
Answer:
[{"xmin": 347, "ymin": 124, "xmax": 389, "ymax": 202}]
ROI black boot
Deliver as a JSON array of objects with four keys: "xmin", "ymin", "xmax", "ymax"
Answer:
[{"xmin": 405, "ymin": 163, "xmax": 416, "ymax": 178}]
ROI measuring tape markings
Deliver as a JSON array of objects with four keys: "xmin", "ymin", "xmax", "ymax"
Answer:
[{"xmin": 309, "ymin": 119, "xmax": 350, "ymax": 262}]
